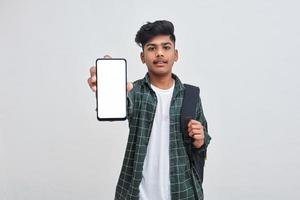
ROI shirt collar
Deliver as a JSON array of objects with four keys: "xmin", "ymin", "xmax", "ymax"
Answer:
[{"xmin": 142, "ymin": 72, "xmax": 185, "ymax": 93}]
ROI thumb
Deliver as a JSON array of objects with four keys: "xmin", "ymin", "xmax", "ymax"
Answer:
[
  {"xmin": 127, "ymin": 82, "xmax": 133, "ymax": 93},
  {"xmin": 103, "ymin": 55, "xmax": 112, "ymax": 58}
]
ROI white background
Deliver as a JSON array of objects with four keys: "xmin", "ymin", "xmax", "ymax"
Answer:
[{"xmin": 0, "ymin": 0, "xmax": 299, "ymax": 199}]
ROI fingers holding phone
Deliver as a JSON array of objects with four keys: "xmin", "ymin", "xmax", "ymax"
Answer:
[
  {"xmin": 127, "ymin": 82, "xmax": 133, "ymax": 93},
  {"xmin": 88, "ymin": 66, "xmax": 97, "ymax": 92}
]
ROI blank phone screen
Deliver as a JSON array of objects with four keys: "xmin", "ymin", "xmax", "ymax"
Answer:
[{"xmin": 96, "ymin": 58, "xmax": 127, "ymax": 120}]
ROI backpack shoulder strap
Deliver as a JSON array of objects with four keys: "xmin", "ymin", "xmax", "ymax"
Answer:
[
  {"xmin": 181, "ymin": 84, "xmax": 207, "ymax": 187},
  {"xmin": 180, "ymin": 84, "xmax": 200, "ymax": 198},
  {"xmin": 180, "ymin": 84, "xmax": 200, "ymax": 149}
]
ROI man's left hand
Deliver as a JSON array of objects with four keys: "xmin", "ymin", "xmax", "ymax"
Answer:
[{"xmin": 187, "ymin": 119, "xmax": 205, "ymax": 148}]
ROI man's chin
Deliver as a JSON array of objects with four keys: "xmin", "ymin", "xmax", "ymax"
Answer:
[{"xmin": 149, "ymin": 69, "xmax": 172, "ymax": 77}]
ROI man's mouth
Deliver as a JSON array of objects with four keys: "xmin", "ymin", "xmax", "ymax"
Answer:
[{"xmin": 153, "ymin": 59, "xmax": 168, "ymax": 65}]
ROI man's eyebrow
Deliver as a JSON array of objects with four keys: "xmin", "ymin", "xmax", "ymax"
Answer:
[
  {"xmin": 145, "ymin": 43, "xmax": 156, "ymax": 47},
  {"xmin": 161, "ymin": 42, "xmax": 172, "ymax": 46},
  {"xmin": 146, "ymin": 42, "xmax": 172, "ymax": 47}
]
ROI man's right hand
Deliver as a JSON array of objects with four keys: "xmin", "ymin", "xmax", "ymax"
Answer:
[{"xmin": 87, "ymin": 55, "xmax": 133, "ymax": 93}]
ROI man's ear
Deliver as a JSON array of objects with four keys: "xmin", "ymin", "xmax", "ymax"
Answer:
[
  {"xmin": 140, "ymin": 52, "xmax": 145, "ymax": 63},
  {"xmin": 174, "ymin": 49, "xmax": 179, "ymax": 62}
]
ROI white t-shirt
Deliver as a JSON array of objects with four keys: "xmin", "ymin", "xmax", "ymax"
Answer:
[{"xmin": 139, "ymin": 80, "xmax": 175, "ymax": 200}]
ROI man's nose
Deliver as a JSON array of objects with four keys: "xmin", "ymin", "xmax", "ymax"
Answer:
[{"xmin": 156, "ymin": 47, "xmax": 164, "ymax": 57}]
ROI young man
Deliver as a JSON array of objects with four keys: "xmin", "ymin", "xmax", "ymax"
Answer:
[{"xmin": 88, "ymin": 20, "xmax": 211, "ymax": 200}]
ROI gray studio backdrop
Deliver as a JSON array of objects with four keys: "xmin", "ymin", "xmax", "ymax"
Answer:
[{"xmin": 1, "ymin": 0, "xmax": 299, "ymax": 199}]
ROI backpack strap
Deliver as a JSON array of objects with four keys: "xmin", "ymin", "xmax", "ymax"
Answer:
[
  {"xmin": 180, "ymin": 84, "xmax": 200, "ymax": 152},
  {"xmin": 181, "ymin": 84, "xmax": 200, "ymax": 199}
]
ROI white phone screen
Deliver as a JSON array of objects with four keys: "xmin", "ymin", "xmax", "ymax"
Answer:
[{"xmin": 96, "ymin": 58, "xmax": 127, "ymax": 120}]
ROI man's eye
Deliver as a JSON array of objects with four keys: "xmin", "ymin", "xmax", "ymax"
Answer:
[
  {"xmin": 148, "ymin": 47, "xmax": 155, "ymax": 51},
  {"xmin": 164, "ymin": 46, "xmax": 171, "ymax": 50}
]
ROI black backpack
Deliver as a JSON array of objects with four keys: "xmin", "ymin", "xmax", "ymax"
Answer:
[{"xmin": 180, "ymin": 84, "xmax": 207, "ymax": 191}]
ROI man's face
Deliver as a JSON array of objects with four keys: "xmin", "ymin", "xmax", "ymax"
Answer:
[{"xmin": 140, "ymin": 35, "xmax": 178, "ymax": 77}]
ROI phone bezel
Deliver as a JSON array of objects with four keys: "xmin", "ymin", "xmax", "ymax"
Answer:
[{"xmin": 95, "ymin": 58, "xmax": 127, "ymax": 121}]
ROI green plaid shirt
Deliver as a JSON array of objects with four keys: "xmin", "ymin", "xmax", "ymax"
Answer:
[{"xmin": 115, "ymin": 73, "xmax": 211, "ymax": 200}]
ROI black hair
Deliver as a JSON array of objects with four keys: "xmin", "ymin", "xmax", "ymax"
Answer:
[{"xmin": 135, "ymin": 20, "xmax": 176, "ymax": 49}]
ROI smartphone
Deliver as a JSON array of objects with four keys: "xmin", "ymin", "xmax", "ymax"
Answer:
[{"xmin": 96, "ymin": 58, "xmax": 127, "ymax": 121}]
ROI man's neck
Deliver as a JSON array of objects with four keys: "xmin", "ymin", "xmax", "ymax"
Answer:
[{"xmin": 149, "ymin": 72, "xmax": 173, "ymax": 89}]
